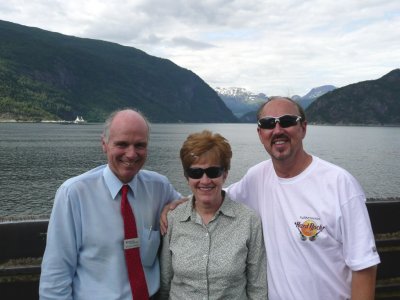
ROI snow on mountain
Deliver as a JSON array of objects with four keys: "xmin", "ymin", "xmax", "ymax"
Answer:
[
  {"xmin": 215, "ymin": 85, "xmax": 336, "ymax": 117},
  {"xmin": 215, "ymin": 87, "xmax": 267, "ymax": 103},
  {"xmin": 302, "ymin": 85, "xmax": 336, "ymax": 100},
  {"xmin": 215, "ymin": 87, "xmax": 267, "ymax": 117},
  {"xmin": 295, "ymin": 85, "xmax": 336, "ymax": 109}
]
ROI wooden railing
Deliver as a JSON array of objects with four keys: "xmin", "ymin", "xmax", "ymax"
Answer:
[
  {"xmin": 0, "ymin": 200, "xmax": 399, "ymax": 299},
  {"xmin": 0, "ymin": 220, "xmax": 47, "ymax": 300},
  {"xmin": 367, "ymin": 200, "xmax": 400, "ymax": 299}
]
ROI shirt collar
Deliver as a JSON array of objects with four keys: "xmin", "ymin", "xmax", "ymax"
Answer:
[
  {"xmin": 103, "ymin": 165, "xmax": 138, "ymax": 200},
  {"xmin": 218, "ymin": 191, "xmax": 236, "ymax": 218},
  {"xmin": 179, "ymin": 191, "xmax": 236, "ymax": 222}
]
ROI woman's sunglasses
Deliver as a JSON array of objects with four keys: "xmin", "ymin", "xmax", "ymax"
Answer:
[
  {"xmin": 185, "ymin": 167, "xmax": 224, "ymax": 179},
  {"xmin": 258, "ymin": 115, "xmax": 302, "ymax": 130}
]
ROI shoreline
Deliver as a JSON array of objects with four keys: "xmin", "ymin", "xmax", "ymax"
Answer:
[
  {"xmin": 1, "ymin": 119, "xmax": 400, "ymax": 127},
  {"xmin": 1, "ymin": 197, "xmax": 399, "ymax": 223}
]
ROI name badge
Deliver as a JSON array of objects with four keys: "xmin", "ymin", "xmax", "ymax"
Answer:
[{"xmin": 124, "ymin": 238, "xmax": 140, "ymax": 249}]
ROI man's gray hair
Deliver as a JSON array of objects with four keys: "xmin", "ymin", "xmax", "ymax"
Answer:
[{"xmin": 102, "ymin": 108, "xmax": 150, "ymax": 143}]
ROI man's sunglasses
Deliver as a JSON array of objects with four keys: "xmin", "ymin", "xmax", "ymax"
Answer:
[
  {"xmin": 185, "ymin": 167, "xmax": 224, "ymax": 179},
  {"xmin": 258, "ymin": 115, "xmax": 302, "ymax": 130}
]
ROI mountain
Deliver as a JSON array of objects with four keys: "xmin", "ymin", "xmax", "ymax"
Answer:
[
  {"xmin": 232, "ymin": 85, "xmax": 335, "ymax": 123},
  {"xmin": 306, "ymin": 69, "xmax": 400, "ymax": 125},
  {"xmin": 293, "ymin": 85, "xmax": 336, "ymax": 109},
  {"xmin": 215, "ymin": 87, "xmax": 267, "ymax": 117},
  {"xmin": 0, "ymin": 20, "xmax": 237, "ymax": 123},
  {"xmin": 239, "ymin": 110, "xmax": 258, "ymax": 123}
]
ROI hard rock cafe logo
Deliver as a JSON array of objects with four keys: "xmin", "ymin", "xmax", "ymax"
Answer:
[{"xmin": 294, "ymin": 219, "xmax": 325, "ymax": 241}]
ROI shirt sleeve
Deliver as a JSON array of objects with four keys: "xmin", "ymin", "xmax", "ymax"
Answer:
[
  {"xmin": 226, "ymin": 167, "xmax": 260, "ymax": 213},
  {"xmin": 39, "ymin": 185, "xmax": 80, "ymax": 300},
  {"xmin": 245, "ymin": 213, "xmax": 268, "ymax": 299},
  {"xmin": 158, "ymin": 214, "xmax": 174, "ymax": 300},
  {"xmin": 340, "ymin": 194, "xmax": 380, "ymax": 271},
  {"xmin": 161, "ymin": 175, "xmax": 182, "ymax": 206}
]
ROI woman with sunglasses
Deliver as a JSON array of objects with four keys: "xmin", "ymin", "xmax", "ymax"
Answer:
[{"xmin": 159, "ymin": 130, "xmax": 267, "ymax": 300}]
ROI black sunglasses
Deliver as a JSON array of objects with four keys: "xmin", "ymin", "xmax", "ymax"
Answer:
[
  {"xmin": 185, "ymin": 167, "xmax": 224, "ymax": 179},
  {"xmin": 258, "ymin": 115, "xmax": 302, "ymax": 129}
]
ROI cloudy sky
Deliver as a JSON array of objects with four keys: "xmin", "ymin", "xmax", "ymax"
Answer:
[{"xmin": 1, "ymin": 0, "xmax": 399, "ymax": 96}]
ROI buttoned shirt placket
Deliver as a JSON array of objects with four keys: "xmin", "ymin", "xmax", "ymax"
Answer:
[{"xmin": 192, "ymin": 210, "xmax": 220, "ymax": 300}]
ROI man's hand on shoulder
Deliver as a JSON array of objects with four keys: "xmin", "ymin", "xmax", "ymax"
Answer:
[{"xmin": 160, "ymin": 197, "xmax": 188, "ymax": 235}]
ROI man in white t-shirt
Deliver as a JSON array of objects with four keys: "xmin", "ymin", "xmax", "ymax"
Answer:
[
  {"xmin": 161, "ymin": 97, "xmax": 380, "ymax": 299},
  {"xmin": 226, "ymin": 97, "xmax": 380, "ymax": 300}
]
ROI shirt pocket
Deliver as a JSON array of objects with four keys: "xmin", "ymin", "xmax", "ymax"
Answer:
[{"xmin": 140, "ymin": 228, "xmax": 160, "ymax": 267}]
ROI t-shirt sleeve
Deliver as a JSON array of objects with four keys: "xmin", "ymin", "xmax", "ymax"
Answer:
[{"xmin": 340, "ymin": 194, "xmax": 380, "ymax": 271}]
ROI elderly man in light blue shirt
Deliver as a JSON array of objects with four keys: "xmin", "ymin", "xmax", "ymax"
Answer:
[{"xmin": 40, "ymin": 109, "xmax": 181, "ymax": 300}]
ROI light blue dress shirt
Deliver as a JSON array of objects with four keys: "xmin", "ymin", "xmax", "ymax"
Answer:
[{"xmin": 39, "ymin": 164, "xmax": 181, "ymax": 300}]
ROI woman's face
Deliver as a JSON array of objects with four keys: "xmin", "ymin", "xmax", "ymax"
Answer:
[{"xmin": 186, "ymin": 159, "xmax": 227, "ymax": 208}]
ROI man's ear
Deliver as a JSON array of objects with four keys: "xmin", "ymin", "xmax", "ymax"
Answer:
[
  {"xmin": 101, "ymin": 136, "xmax": 107, "ymax": 153},
  {"xmin": 301, "ymin": 120, "xmax": 307, "ymax": 139}
]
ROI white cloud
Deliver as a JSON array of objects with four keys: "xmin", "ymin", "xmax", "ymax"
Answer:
[{"xmin": 0, "ymin": 0, "xmax": 399, "ymax": 96}]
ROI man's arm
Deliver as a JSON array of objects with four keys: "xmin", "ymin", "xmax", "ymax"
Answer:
[
  {"xmin": 351, "ymin": 266, "xmax": 377, "ymax": 300},
  {"xmin": 39, "ymin": 187, "xmax": 78, "ymax": 300},
  {"xmin": 160, "ymin": 198, "xmax": 188, "ymax": 235},
  {"xmin": 158, "ymin": 216, "xmax": 174, "ymax": 300}
]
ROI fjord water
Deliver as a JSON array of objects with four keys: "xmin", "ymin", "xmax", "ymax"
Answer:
[{"xmin": 0, "ymin": 123, "xmax": 399, "ymax": 218}]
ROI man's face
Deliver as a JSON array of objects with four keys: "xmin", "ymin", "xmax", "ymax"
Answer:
[
  {"xmin": 257, "ymin": 99, "xmax": 306, "ymax": 163},
  {"xmin": 102, "ymin": 111, "xmax": 148, "ymax": 183}
]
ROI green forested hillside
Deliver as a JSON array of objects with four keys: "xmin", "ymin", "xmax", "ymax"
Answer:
[
  {"xmin": 0, "ymin": 20, "xmax": 237, "ymax": 122},
  {"xmin": 306, "ymin": 69, "xmax": 400, "ymax": 125}
]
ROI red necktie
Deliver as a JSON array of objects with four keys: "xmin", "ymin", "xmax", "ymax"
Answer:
[{"xmin": 121, "ymin": 185, "xmax": 149, "ymax": 300}]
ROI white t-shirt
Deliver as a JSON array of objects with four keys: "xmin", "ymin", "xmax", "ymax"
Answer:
[{"xmin": 226, "ymin": 156, "xmax": 380, "ymax": 300}]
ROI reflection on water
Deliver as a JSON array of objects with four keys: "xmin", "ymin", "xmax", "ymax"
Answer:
[{"xmin": 0, "ymin": 123, "xmax": 399, "ymax": 218}]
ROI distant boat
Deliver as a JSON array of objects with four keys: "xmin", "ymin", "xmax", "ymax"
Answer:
[
  {"xmin": 73, "ymin": 116, "xmax": 87, "ymax": 124},
  {"xmin": 58, "ymin": 116, "xmax": 87, "ymax": 125}
]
